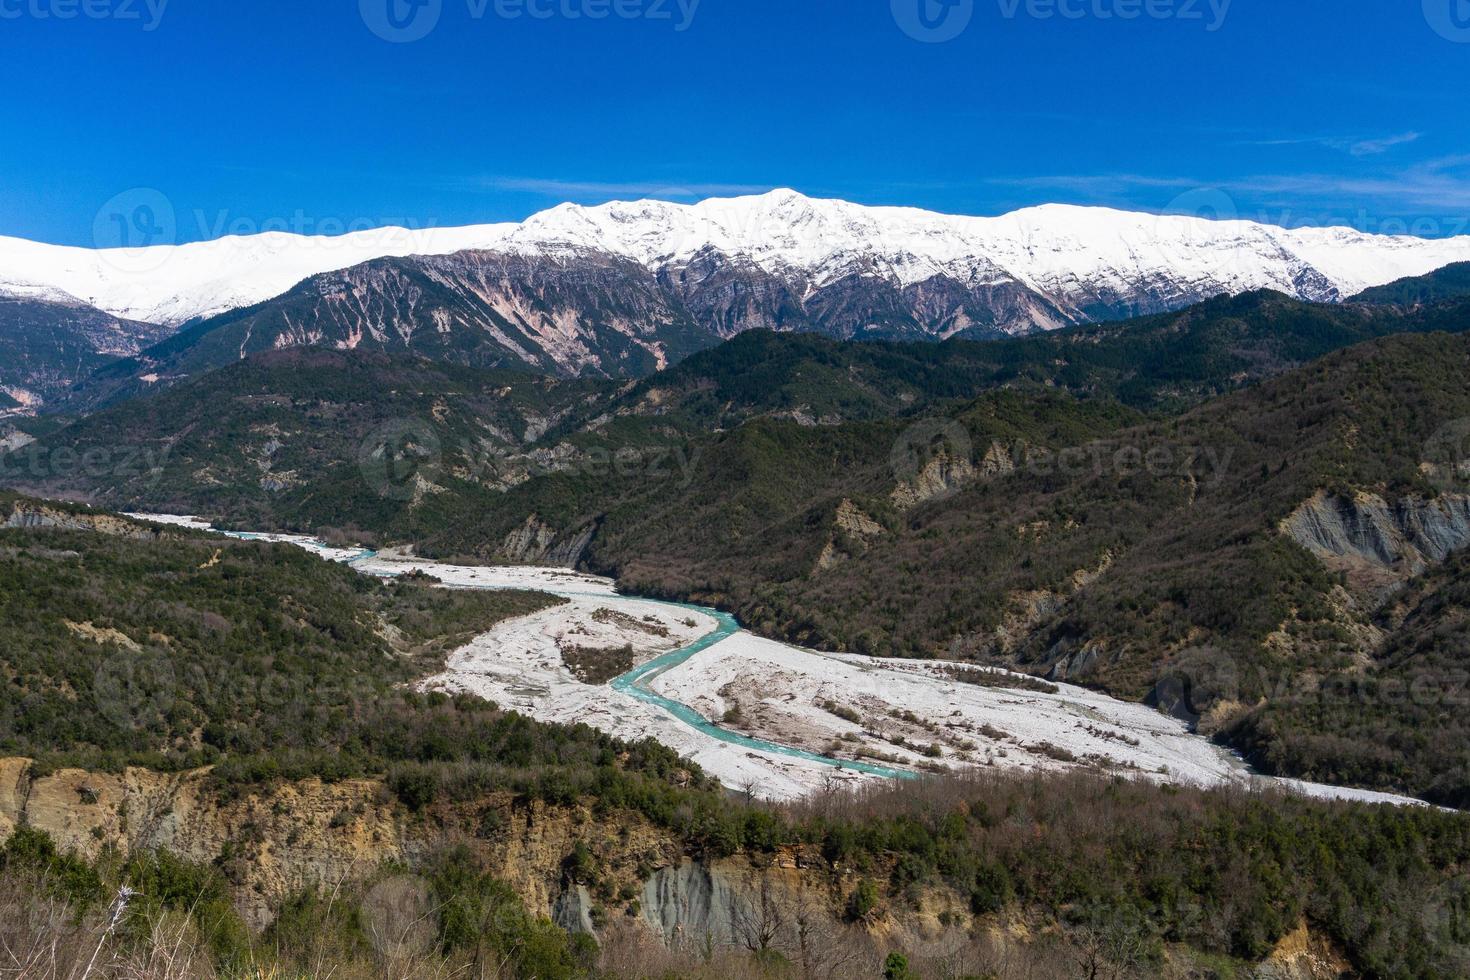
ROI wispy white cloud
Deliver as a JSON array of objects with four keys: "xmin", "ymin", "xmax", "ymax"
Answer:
[
  {"xmin": 988, "ymin": 156, "xmax": 1470, "ymax": 217},
  {"xmin": 1239, "ymin": 131, "xmax": 1423, "ymax": 157},
  {"xmin": 1347, "ymin": 132, "xmax": 1423, "ymax": 157}
]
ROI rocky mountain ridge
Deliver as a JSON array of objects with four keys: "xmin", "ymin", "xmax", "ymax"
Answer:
[
  {"xmin": 0, "ymin": 288, "xmax": 169, "ymax": 413},
  {"xmin": 6, "ymin": 189, "xmax": 1469, "ymax": 333}
]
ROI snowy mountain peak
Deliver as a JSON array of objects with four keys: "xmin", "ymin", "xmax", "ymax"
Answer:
[
  {"xmin": 0, "ymin": 281, "xmax": 88, "ymax": 306},
  {"xmin": 2, "ymin": 192, "xmax": 1470, "ymax": 329}
]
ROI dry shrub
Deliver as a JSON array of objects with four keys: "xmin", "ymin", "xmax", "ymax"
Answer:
[{"xmin": 0, "ymin": 873, "xmax": 217, "ymax": 980}]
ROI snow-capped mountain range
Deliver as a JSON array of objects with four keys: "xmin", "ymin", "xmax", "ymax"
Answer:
[{"xmin": 4, "ymin": 189, "xmax": 1469, "ymax": 331}]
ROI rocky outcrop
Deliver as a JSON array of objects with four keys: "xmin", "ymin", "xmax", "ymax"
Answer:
[
  {"xmin": 833, "ymin": 499, "xmax": 883, "ymax": 540},
  {"xmin": 0, "ymin": 759, "xmax": 411, "ymax": 929},
  {"xmin": 0, "ymin": 755, "xmax": 941, "ymax": 955},
  {"xmin": 889, "ymin": 440, "xmax": 1017, "ymax": 512},
  {"xmin": 499, "ymin": 515, "xmax": 597, "ymax": 566},
  {"xmin": 2, "ymin": 501, "xmax": 163, "ymax": 539},
  {"xmin": 816, "ymin": 500, "xmax": 886, "ymax": 571},
  {"xmin": 63, "ymin": 620, "xmax": 142, "ymax": 651},
  {"xmin": 978, "ymin": 440, "xmax": 1018, "ymax": 478},
  {"xmin": 0, "ymin": 426, "xmax": 35, "ymax": 452},
  {"xmin": 0, "ymin": 759, "xmax": 29, "ymax": 844},
  {"xmin": 638, "ymin": 855, "xmax": 987, "ymax": 970},
  {"xmin": 1283, "ymin": 490, "xmax": 1470, "ymax": 595},
  {"xmin": 1258, "ymin": 921, "xmax": 1355, "ymax": 980},
  {"xmin": 553, "ymin": 884, "xmax": 597, "ymax": 935},
  {"xmin": 0, "ymin": 757, "xmax": 1372, "ymax": 975},
  {"xmin": 890, "ymin": 452, "xmax": 978, "ymax": 511},
  {"xmin": 950, "ymin": 551, "xmax": 1114, "ymax": 665},
  {"xmin": 641, "ymin": 860, "xmax": 760, "ymax": 948},
  {"xmin": 0, "ymin": 757, "xmax": 682, "ymax": 934},
  {"xmin": 1043, "ymin": 641, "xmax": 1110, "ymax": 684}
]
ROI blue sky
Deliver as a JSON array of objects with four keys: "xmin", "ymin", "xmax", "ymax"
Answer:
[{"xmin": 1, "ymin": 0, "xmax": 1467, "ymax": 246}]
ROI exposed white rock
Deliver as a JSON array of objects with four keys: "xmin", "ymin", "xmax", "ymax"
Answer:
[
  {"xmin": 346, "ymin": 555, "xmax": 1435, "ymax": 808},
  {"xmin": 128, "ymin": 516, "xmax": 1443, "ymax": 808}
]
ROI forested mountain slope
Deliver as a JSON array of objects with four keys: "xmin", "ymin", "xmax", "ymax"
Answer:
[
  {"xmin": 11, "ymin": 291, "xmax": 1470, "ymax": 803},
  {"xmin": 5, "ymin": 497, "xmax": 1470, "ymax": 978}
]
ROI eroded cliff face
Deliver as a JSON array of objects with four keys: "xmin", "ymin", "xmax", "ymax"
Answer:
[
  {"xmin": 1259, "ymin": 922, "xmax": 1355, "ymax": 980},
  {"xmin": 637, "ymin": 855, "xmax": 971, "ymax": 957},
  {"xmin": 815, "ymin": 499, "xmax": 886, "ymax": 571},
  {"xmin": 635, "ymin": 857, "xmax": 1350, "ymax": 980},
  {"xmin": 0, "ymin": 757, "xmax": 841, "ymax": 943},
  {"xmin": 1, "ymin": 500, "xmax": 165, "ymax": 539},
  {"xmin": 888, "ymin": 440, "xmax": 1018, "ymax": 513},
  {"xmin": 1282, "ymin": 490, "xmax": 1470, "ymax": 597},
  {"xmin": 499, "ymin": 515, "xmax": 598, "ymax": 567},
  {"xmin": 0, "ymin": 759, "xmax": 411, "ymax": 929},
  {"xmin": 0, "ymin": 758, "xmax": 1356, "ymax": 977},
  {"xmin": 0, "ymin": 758, "xmax": 677, "ymax": 930},
  {"xmin": 890, "ymin": 452, "xmax": 979, "ymax": 511},
  {"xmin": 0, "ymin": 758, "xmax": 726, "ymax": 940}
]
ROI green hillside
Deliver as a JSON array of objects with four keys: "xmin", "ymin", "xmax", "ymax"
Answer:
[{"xmin": 1355, "ymin": 261, "xmax": 1470, "ymax": 306}]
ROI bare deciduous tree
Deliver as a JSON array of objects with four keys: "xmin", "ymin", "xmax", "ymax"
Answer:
[{"xmin": 731, "ymin": 872, "xmax": 794, "ymax": 956}]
